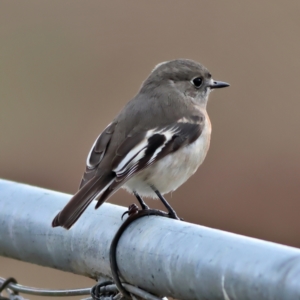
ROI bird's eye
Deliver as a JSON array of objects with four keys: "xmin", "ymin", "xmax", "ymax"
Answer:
[{"xmin": 192, "ymin": 77, "xmax": 203, "ymax": 88}]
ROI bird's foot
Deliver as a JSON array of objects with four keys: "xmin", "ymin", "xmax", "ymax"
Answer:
[
  {"xmin": 121, "ymin": 203, "xmax": 145, "ymax": 220},
  {"xmin": 167, "ymin": 211, "xmax": 183, "ymax": 220},
  {"xmin": 121, "ymin": 203, "xmax": 183, "ymax": 221}
]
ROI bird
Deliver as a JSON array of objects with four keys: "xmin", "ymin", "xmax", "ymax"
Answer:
[{"xmin": 52, "ymin": 59, "xmax": 229, "ymax": 229}]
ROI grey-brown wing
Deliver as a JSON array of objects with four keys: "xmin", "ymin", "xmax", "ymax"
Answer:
[{"xmin": 79, "ymin": 122, "xmax": 117, "ymax": 188}]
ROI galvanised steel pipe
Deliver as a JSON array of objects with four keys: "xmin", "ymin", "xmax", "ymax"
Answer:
[{"xmin": 0, "ymin": 179, "xmax": 299, "ymax": 300}]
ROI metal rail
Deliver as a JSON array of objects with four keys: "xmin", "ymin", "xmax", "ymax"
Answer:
[{"xmin": 0, "ymin": 179, "xmax": 299, "ymax": 300}]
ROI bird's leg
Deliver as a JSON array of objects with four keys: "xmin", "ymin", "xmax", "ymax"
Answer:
[
  {"xmin": 133, "ymin": 191, "xmax": 149, "ymax": 210},
  {"xmin": 153, "ymin": 188, "xmax": 180, "ymax": 220}
]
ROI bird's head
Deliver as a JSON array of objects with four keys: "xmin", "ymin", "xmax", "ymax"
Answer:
[{"xmin": 141, "ymin": 59, "xmax": 229, "ymax": 107}]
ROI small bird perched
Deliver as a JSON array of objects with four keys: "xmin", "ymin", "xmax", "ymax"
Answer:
[{"xmin": 52, "ymin": 59, "xmax": 229, "ymax": 229}]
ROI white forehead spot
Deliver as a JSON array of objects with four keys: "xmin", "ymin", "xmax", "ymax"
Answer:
[
  {"xmin": 209, "ymin": 78, "xmax": 214, "ymax": 92},
  {"xmin": 152, "ymin": 61, "xmax": 169, "ymax": 72}
]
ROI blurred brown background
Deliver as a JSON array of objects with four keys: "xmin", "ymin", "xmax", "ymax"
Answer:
[{"xmin": 1, "ymin": 1, "xmax": 300, "ymax": 299}]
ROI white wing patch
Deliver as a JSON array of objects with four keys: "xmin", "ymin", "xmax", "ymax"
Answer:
[
  {"xmin": 113, "ymin": 126, "xmax": 179, "ymax": 179},
  {"xmin": 86, "ymin": 123, "xmax": 111, "ymax": 169},
  {"xmin": 86, "ymin": 133, "xmax": 102, "ymax": 169},
  {"xmin": 116, "ymin": 129, "xmax": 154, "ymax": 172}
]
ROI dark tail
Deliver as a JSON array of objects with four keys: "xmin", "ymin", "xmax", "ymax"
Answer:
[{"xmin": 52, "ymin": 174, "xmax": 114, "ymax": 229}]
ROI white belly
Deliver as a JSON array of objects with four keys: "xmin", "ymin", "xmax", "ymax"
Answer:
[{"xmin": 123, "ymin": 119, "xmax": 211, "ymax": 198}]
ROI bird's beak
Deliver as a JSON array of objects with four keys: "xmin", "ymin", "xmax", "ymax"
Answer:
[{"xmin": 209, "ymin": 80, "xmax": 230, "ymax": 89}]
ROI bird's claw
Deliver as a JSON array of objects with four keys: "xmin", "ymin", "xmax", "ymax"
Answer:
[{"xmin": 121, "ymin": 203, "xmax": 140, "ymax": 220}]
